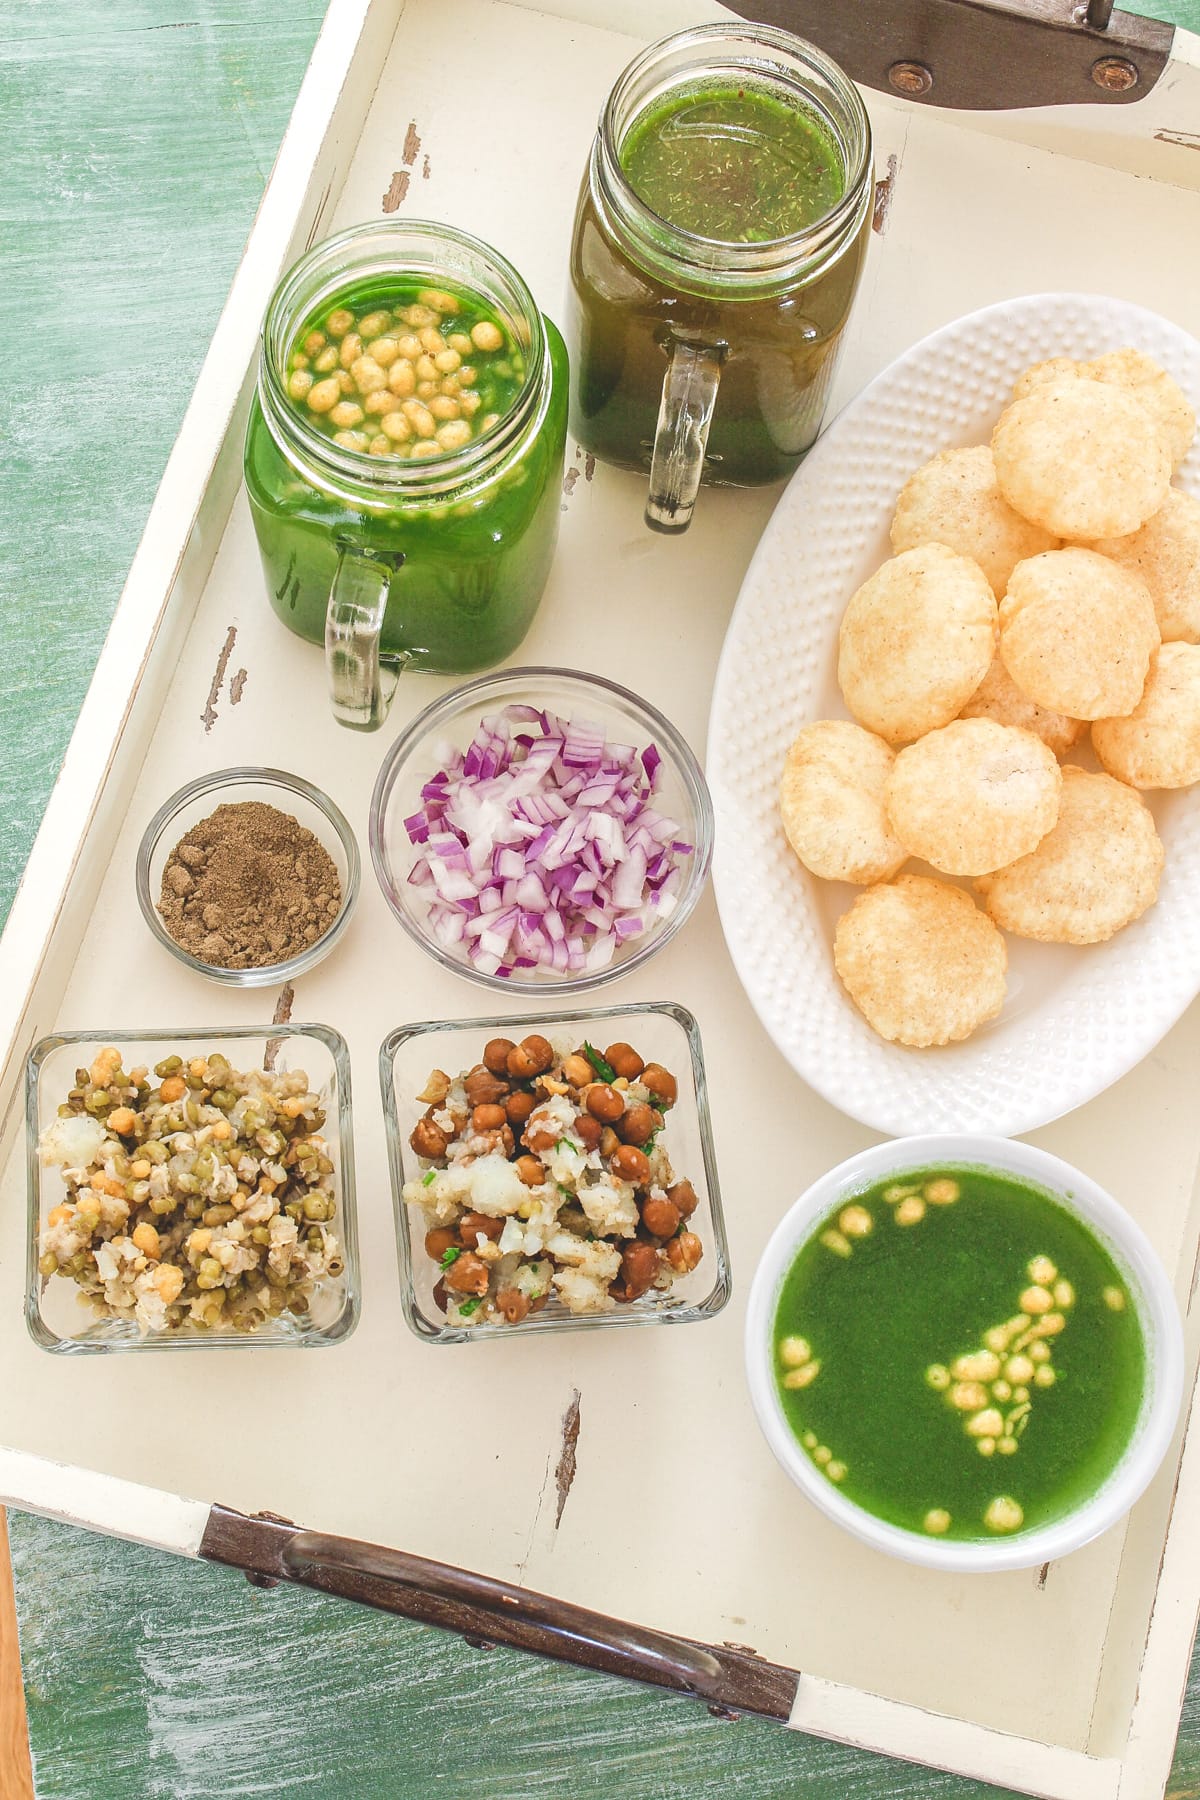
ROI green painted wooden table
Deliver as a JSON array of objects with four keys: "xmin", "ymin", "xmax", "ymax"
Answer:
[{"xmin": 4, "ymin": 3, "xmax": 1200, "ymax": 1794}]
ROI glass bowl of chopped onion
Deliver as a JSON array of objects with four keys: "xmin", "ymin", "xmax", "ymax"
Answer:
[{"xmin": 369, "ymin": 668, "xmax": 714, "ymax": 992}]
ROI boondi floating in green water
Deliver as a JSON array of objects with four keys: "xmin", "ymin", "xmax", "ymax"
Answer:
[{"xmin": 773, "ymin": 1165, "xmax": 1145, "ymax": 1542}]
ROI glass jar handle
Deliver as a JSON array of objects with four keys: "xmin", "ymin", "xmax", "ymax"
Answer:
[
  {"xmin": 325, "ymin": 547, "xmax": 406, "ymax": 732},
  {"xmin": 645, "ymin": 340, "xmax": 722, "ymax": 535}
]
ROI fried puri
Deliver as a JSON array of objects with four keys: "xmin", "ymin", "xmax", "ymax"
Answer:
[
  {"xmin": 1011, "ymin": 349, "xmax": 1194, "ymax": 470},
  {"xmin": 779, "ymin": 720, "xmax": 908, "ymax": 885},
  {"xmin": 885, "ymin": 719, "xmax": 1061, "ymax": 877},
  {"xmin": 1012, "ymin": 357, "xmax": 1082, "ymax": 401},
  {"xmin": 999, "ymin": 547, "xmax": 1159, "ymax": 720},
  {"xmin": 833, "ymin": 874, "xmax": 1007, "ymax": 1047},
  {"xmin": 1092, "ymin": 642, "xmax": 1200, "ymax": 788},
  {"xmin": 975, "ymin": 765, "xmax": 1163, "ymax": 944},
  {"xmin": 1092, "ymin": 488, "xmax": 1200, "ymax": 646},
  {"xmin": 958, "ymin": 652, "xmax": 1084, "ymax": 757},
  {"xmin": 889, "ymin": 445, "xmax": 1059, "ymax": 598},
  {"xmin": 1087, "ymin": 349, "xmax": 1195, "ymax": 470},
  {"xmin": 992, "ymin": 380, "xmax": 1170, "ymax": 540},
  {"xmin": 837, "ymin": 544, "xmax": 997, "ymax": 746}
]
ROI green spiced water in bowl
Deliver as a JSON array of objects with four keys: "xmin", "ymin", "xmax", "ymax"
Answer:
[{"xmin": 772, "ymin": 1166, "xmax": 1146, "ymax": 1544}]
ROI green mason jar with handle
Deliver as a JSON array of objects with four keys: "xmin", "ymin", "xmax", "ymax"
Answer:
[
  {"xmin": 567, "ymin": 23, "xmax": 872, "ymax": 535},
  {"xmin": 245, "ymin": 220, "xmax": 569, "ymax": 730}
]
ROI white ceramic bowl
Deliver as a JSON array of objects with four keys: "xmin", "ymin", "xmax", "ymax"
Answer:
[{"xmin": 744, "ymin": 1135, "xmax": 1184, "ymax": 1574}]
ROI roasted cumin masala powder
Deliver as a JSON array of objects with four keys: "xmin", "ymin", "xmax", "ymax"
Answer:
[{"xmin": 158, "ymin": 801, "xmax": 342, "ymax": 969}]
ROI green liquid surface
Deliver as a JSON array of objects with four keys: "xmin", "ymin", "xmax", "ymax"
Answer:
[
  {"xmin": 284, "ymin": 274, "xmax": 525, "ymax": 460},
  {"xmin": 772, "ymin": 1166, "xmax": 1147, "ymax": 1543},
  {"xmin": 619, "ymin": 83, "xmax": 844, "ymax": 243}
]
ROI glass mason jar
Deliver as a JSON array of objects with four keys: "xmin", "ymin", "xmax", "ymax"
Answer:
[
  {"xmin": 245, "ymin": 221, "xmax": 568, "ymax": 730},
  {"xmin": 567, "ymin": 24, "xmax": 873, "ymax": 533}
]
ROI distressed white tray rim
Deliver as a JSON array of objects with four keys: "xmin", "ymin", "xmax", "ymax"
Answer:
[{"xmin": 0, "ymin": 5, "xmax": 1198, "ymax": 1800}]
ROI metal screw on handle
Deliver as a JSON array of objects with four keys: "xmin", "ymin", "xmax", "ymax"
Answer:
[
  {"xmin": 720, "ymin": 0, "xmax": 1170, "ymax": 109},
  {"xmin": 888, "ymin": 59, "xmax": 933, "ymax": 95},
  {"xmin": 283, "ymin": 1530, "xmax": 726, "ymax": 1701},
  {"xmin": 1092, "ymin": 54, "xmax": 1138, "ymax": 89}
]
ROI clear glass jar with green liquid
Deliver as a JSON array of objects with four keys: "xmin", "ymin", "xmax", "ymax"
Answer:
[
  {"xmin": 245, "ymin": 222, "xmax": 568, "ymax": 730},
  {"xmin": 567, "ymin": 25, "xmax": 873, "ymax": 532}
]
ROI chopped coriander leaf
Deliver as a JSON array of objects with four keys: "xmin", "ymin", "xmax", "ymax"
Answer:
[
  {"xmin": 556, "ymin": 1137, "xmax": 580, "ymax": 1155},
  {"xmin": 582, "ymin": 1042, "xmax": 616, "ymax": 1083},
  {"xmin": 439, "ymin": 1246, "xmax": 461, "ymax": 1267},
  {"xmin": 422, "ymin": 1169, "xmax": 437, "ymax": 1186},
  {"xmin": 458, "ymin": 1297, "xmax": 481, "ymax": 1316},
  {"xmin": 642, "ymin": 1131, "xmax": 659, "ymax": 1154},
  {"xmin": 557, "ymin": 1182, "xmax": 574, "ymax": 1199}
]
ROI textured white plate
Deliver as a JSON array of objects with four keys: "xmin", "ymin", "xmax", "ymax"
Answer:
[{"xmin": 709, "ymin": 294, "xmax": 1200, "ymax": 1139}]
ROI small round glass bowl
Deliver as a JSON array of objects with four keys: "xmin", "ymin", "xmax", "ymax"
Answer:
[
  {"xmin": 135, "ymin": 768, "xmax": 360, "ymax": 988},
  {"xmin": 369, "ymin": 667, "xmax": 714, "ymax": 993}
]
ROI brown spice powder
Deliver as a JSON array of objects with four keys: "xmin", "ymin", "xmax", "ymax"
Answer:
[{"xmin": 158, "ymin": 801, "xmax": 342, "ymax": 969}]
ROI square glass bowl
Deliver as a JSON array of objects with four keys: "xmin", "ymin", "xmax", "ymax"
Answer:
[
  {"xmin": 27, "ymin": 1024, "xmax": 359, "ymax": 1353},
  {"xmin": 380, "ymin": 1000, "xmax": 730, "ymax": 1343}
]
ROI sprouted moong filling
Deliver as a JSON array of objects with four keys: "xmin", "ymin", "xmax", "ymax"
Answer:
[
  {"xmin": 773, "ymin": 1166, "xmax": 1145, "ymax": 1541},
  {"xmin": 37, "ymin": 1047, "xmax": 342, "ymax": 1335}
]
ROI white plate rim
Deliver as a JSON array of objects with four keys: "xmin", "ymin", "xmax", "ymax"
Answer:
[{"xmin": 708, "ymin": 292, "xmax": 1200, "ymax": 1139}]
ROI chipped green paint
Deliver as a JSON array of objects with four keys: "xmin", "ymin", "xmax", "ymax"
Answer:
[{"xmin": 4, "ymin": 0, "xmax": 1200, "ymax": 1794}]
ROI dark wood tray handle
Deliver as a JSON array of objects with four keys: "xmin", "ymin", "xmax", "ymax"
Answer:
[
  {"xmin": 723, "ymin": 0, "xmax": 1172, "ymax": 110},
  {"xmin": 283, "ymin": 1529, "xmax": 725, "ymax": 1700}
]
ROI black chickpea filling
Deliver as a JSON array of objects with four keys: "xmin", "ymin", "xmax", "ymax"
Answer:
[{"xmin": 401, "ymin": 1035, "xmax": 703, "ymax": 1325}]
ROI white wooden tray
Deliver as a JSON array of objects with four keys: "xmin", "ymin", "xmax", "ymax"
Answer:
[{"xmin": 2, "ymin": 3, "xmax": 1200, "ymax": 1795}]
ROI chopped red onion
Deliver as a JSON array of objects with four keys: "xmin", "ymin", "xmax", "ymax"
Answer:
[{"xmin": 404, "ymin": 703, "xmax": 693, "ymax": 977}]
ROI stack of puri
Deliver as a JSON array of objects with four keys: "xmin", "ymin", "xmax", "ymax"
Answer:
[{"xmin": 780, "ymin": 348, "xmax": 1200, "ymax": 1048}]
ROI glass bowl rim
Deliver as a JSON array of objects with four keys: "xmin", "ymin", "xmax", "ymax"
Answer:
[
  {"xmin": 379, "ymin": 997, "xmax": 731, "ymax": 1342},
  {"xmin": 134, "ymin": 766, "xmax": 362, "ymax": 987},
  {"xmin": 26, "ymin": 1020, "xmax": 360, "ymax": 1352},
  {"xmin": 368, "ymin": 666, "xmax": 715, "ymax": 995}
]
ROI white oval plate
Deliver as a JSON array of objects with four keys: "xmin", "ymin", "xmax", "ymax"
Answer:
[{"xmin": 709, "ymin": 294, "xmax": 1200, "ymax": 1139}]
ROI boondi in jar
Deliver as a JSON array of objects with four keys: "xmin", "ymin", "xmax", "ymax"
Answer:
[
  {"xmin": 246, "ymin": 224, "xmax": 569, "ymax": 690},
  {"xmin": 286, "ymin": 280, "xmax": 521, "ymax": 459}
]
